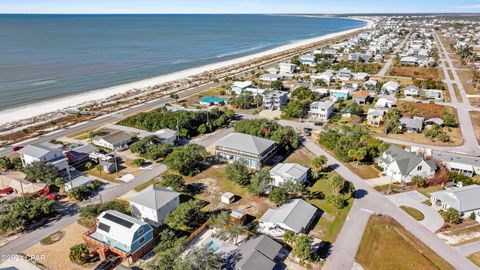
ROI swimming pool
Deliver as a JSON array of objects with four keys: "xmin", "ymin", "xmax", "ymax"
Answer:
[
  {"xmin": 200, "ymin": 96, "xmax": 225, "ymax": 104},
  {"xmin": 208, "ymin": 240, "xmax": 221, "ymax": 252}
]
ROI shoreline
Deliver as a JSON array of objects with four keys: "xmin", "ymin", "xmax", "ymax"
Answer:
[{"xmin": 0, "ymin": 17, "xmax": 372, "ymax": 126}]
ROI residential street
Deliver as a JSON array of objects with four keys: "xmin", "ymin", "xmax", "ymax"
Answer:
[
  {"xmin": 0, "ymin": 164, "xmax": 167, "ymax": 257},
  {"xmin": 376, "ymin": 33, "xmax": 410, "ymax": 77},
  {"xmin": 301, "ymin": 138, "xmax": 478, "ymax": 270}
]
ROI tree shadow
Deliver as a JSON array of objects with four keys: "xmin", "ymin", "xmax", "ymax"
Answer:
[{"xmin": 353, "ymin": 189, "xmax": 368, "ymax": 199}]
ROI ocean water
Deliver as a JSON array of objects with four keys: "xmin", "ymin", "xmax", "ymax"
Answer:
[{"xmin": 0, "ymin": 14, "xmax": 364, "ymax": 110}]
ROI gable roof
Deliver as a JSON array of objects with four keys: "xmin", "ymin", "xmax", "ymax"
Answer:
[
  {"xmin": 236, "ymin": 235, "xmax": 283, "ymax": 270},
  {"xmin": 433, "ymin": 152, "xmax": 480, "ymax": 168},
  {"xmin": 270, "ymin": 163, "xmax": 309, "ymax": 181},
  {"xmin": 380, "ymin": 145, "xmax": 434, "ymax": 175},
  {"xmin": 432, "ymin": 185, "xmax": 480, "ymax": 212},
  {"xmin": 18, "ymin": 142, "xmax": 61, "ymax": 159},
  {"xmin": 128, "ymin": 185, "xmax": 180, "ymax": 210},
  {"xmin": 215, "ymin": 133, "xmax": 276, "ymax": 155},
  {"xmin": 95, "ymin": 210, "xmax": 151, "ymax": 247},
  {"xmin": 95, "ymin": 131, "xmax": 135, "ymax": 146},
  {"xmin": 259, "ymin": 199, "xmax": 317, "ymax": 233},
  {"xmin": 400, "ymin": 117, "xmax": 424, "ymax": 130}
]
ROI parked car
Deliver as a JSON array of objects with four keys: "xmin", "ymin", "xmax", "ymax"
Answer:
[
  {"xmin": 0, "ymin": 187, "xmax": 13, "ymax": 195},
  {"xmin": 12, "ymin": 146, "xmax": 24, "ymax": 151}
]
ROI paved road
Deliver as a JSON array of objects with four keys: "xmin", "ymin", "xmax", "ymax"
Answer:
[
  {"xmin": 0, "ymin": 164, "xmax": 167, "ymax": 257},
  {"xmin": 301, "ymin": 138, "xmax": 478, "ymax": 270}
]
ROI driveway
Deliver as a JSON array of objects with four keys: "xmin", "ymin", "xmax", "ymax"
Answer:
[{"xmin": 387, "ymin": 191, "xmax": 444, "ymax": 232}]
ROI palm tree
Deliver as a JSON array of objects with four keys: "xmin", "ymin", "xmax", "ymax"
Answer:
[
  {"xmin": 21, "ymin": 128, "xmax": 29, "ymax": 140},
  {"xmin": 85, "ymin": 162, "xmax": 93, "ymax": 171},
  {"xmin": 283, "ymin": 230, "xmax": 296, "ymax": 246},
  {"xmin": 228, "ymin": 222, "xmax": 246, "ymax": 245},
  {"xmin": 309, "ymin": 155, "xmax": 328, "ymax": 179},
  {"xmin": 95, "ymin": 164, "xmax": 103, "ymax": 175}
]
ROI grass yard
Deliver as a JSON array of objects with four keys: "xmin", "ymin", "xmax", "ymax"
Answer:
[
  {"xmin": 470, "ymin": 112, "xmax": 480, "ymax": 144},
  {"xmin": 135, "ymin": 178, "xmax": 161, "ymax": 192},
  {"xmin": 356, "ymin": 216, "xmax": 455, "ymax": 270},
  {"xmin": 283, "ymin": 146, "xmax": 316, "ymax": 167},
  {"xmin": 417, "ymin": 185, "xmax": 444, "ymax": 198},
  {"xmin": 457, "ymin": 70, "xmax": 478, "ymax": 95},
  {"xmin": 179, "ymin": 84, "xmax": 230, "ymax": 107},
  {"xmin": 345, "ymin": 163, "xmax": 381, "ymax": 179},
  {"xmin": 389, "ymin": 66, "xmax": 443, "ymax": 80},
  {"xmin": 307, "ymin": 174, "xmax": 353, "ymax": 243},
  {"xmin": 400, "ymin": 206, "xmax": 425, "ymax": 221},
  {"xmin": 397, "ymin": 101, "xmax": 459, "ymax": 120},
  {"xmin": 376, "ymin": 128, "xmax": 463, "ymax": 147},
  {"xmin": 468, "ymin": 251, "xmax": 480, "ymax": 267}
]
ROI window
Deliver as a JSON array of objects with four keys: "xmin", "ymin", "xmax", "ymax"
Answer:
[
  {"xmin": 138, "ymin": 227, "xmax": 144, "ymax": 235},
  {"xmin": 417, "ymin": 166, "xmax": 422, "ymax": 171},
  {"xmin": 138, "ymin": 236, "xmax": 145, "ymax": 244}
]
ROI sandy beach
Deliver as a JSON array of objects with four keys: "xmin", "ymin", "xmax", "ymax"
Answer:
[{"xmin": 0, "ymin": 17, "xmax": 372, "ymax": 126}]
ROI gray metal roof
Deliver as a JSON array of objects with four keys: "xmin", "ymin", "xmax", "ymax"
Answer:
[
  {"xmin": 17, "ymin": 142, "xmax": 61, "ymax": 159},
  {"xmin": 95, "ymin": 131, "xmax": 135, "ymax": 145},
  {"xmin": 128, "ymin": 185, "xmax": 180, "ymax": 210},
  {"xmin": 236, "ymin": 235, "xmax": 282, "ymax": 270},
  {"xmin": 259, "ymin": 199, "xmax": 317, "ymax": 233},
  {"xmin": 270, "ymin": 163, "xmax": 308, "ymax": 181},
  {"xmin": 433, "ymin": 152, "xmax": 480, "ymax": 167},
  {"xmin": 215, "ymin": 133, "xmax": 276, "ymax": 155},
  {"xmin": 400, "ymin": 117, "xmax": 424, "ymax": 130},
  {"xmin": 432, "ymin": 185, "xmax": 480, "ymax": 212}
]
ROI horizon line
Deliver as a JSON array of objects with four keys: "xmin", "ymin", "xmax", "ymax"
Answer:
[{"xmin": 1, "ymin": 12, "xmax": 480, "ymax": 15}]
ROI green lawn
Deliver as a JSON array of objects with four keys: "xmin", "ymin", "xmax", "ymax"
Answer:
[
  {"xmin": 284, "ymin": 146, "xmax": 316, "ymax": 167},
  {"xmin": 134, "ymin": 179, "xmax": 161, "ymax": 192},
  {"xmin": 400, "ymin": 206, "xmax": 425, "ymax": 221},
  {"xmin": 417, "ymin": 186, "xmax": 444, "ymax": 198},
  {"xmin": 356, "ymin": 216, "xmax": 455, "ymax": 270},
  {"xmin": 306, "ymin": 175, "xmax": 353, "ymax": 243}
]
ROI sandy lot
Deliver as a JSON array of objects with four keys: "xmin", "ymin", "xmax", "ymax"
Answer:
[{"xmin": 24, "ymin": 222, "xmax": 93, "ymax": 270}]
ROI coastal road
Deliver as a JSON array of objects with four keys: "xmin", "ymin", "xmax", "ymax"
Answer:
[
  {"xmin": 300, "ymin": 138, "xmax": 478, "ymax": 270},
  {"xmin": 0, "ymin": 164, "xmax": 167, "ymax": 257}
]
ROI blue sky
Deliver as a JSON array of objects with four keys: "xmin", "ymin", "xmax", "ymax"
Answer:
[{"xmin": 1, "ymin": 0, "xmax": 479, "ymax": 14}]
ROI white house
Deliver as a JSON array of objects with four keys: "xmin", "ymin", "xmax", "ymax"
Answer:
[
  {"xmin": 311, "ymin": 70, "xmax": 334, "ymax": 85},
  {"xmin": 404, "ymin": 85, "xmax": 420, "ymax": 97},
  {"xmin": 231, "ymin": 81, "xmax": 253, "ymax": 95},
  {"xmin": 93, "ymin": 131, "xmax": 135, "ymax": 151},
  {"xmin": 400, "ymin": 56, "xmax": 419, "ymax": 65},
  {"xmin": 278, "ymin": 63, "xmax": 297, "ymax": 75},
  {"xmin": 433, "ymin": 152, "xmax": 480, "ymax": 177},
  {"xmin": 308, "ymin": 101, "xmax": 335, "ymax": 121},
  {"xmin": 299, "ymin": 54, "xmax": 316, "ymax": 66},
  {"xmin": 269, "ymin": 163, "xmax": 309, "ymax": 187},
  {"xmin": 382, "ymin": 81, "xmax": 400, "ymax": 94},
  {"xmin": 431, "ymin": 185, "xmax": 480, "ymax": 220},
  {"xmin": 337, "ymin": 68, "xmax": 353, "ymax": 81},
  {"xmin": 128, "ymin": 185, "xmax": 180, "ymax": 228},
  {"xmin": 260, "ymin": 73, "xmax": 282, "ymax": 82},
  {"xmin": 377, "ymin": 145, "xmax": 436, "ymax": 183},
  {"xmin": 367, "ymin": 108, "xmax": 386, "ymax": 126},
  {"xmin": 375, "ymin": 95, "xmax": 397, "ymax": 109},
  {"xmin": 17, "ymin": 142, "xmax": 68, "ymax": 171},
  {"xmin": 258, "ymin": 199, "xmax": 317, "ymax": 236}
]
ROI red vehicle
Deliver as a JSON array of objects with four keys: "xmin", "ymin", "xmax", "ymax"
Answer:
[
  {"xmin": 0, "ymin": 187, "xmax": 13, "ymax": 195},
  {"xmin": 12, "ymin": 146, "xmax": 24, "ymax": 151},
  {"xmin": 38, "ymin": 186, "xmax": 58, "ymax": 200}
]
